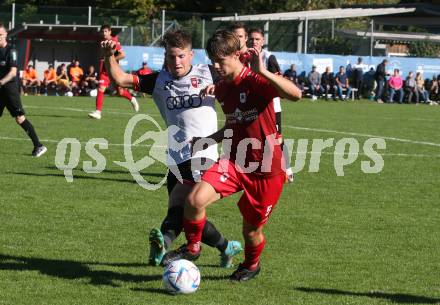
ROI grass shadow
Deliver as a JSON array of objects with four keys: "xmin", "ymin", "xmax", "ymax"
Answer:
[
  {"xmin": 0, "ymin": 253, "xmax": 161, "ymax": 287},
  {"xmin": 295, "ymin": 287, "xmax": 440, "ymax": 304}
]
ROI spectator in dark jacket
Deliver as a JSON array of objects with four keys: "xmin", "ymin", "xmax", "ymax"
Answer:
[
  {"xmin": 374, "ymin": 59, "xmax": 389, "ymax": 103},
  {"xmin": 321, "ymin": 66, "xmax": 336, "ymax": 101}
]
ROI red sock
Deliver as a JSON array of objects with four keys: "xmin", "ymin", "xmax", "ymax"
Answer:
[
  {"xmin": 243, "ymin": 238, "xmax": 266, "ymax": 270},
  {"xmin": 118, "ymin": 87, "xmax": 133, "ymax": 101},
  {"xmin": 183, "ymin": 217, "xmax": 206, "ymax": 253},
  {"xmin": 96, "ymin": 90, "xmax": 104, "ymax": 111}
]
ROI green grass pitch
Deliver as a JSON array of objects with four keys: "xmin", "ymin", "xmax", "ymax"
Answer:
[{"xmin": 0, "ymin": 95, "xmax": 439, "ymax": 305}]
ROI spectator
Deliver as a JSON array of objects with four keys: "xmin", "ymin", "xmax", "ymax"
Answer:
[
  {"xmin": 82, "ymin": 65, "xmax": 99, "ymax": 94},
  {"xmin": 352, "ymin": 57, "xmax": 366, "ymax": 99},
  {"xmin": 56, "ymin": 63, "xmax": 71, "ymax": 95},
  {"xmin": 307, "ymin": 65, "xmax": 323, "ymax": 100},
  {"xmin": 22, "ymin": 64, "xmax": 40, "ymax": 95},
  {"xmin": 41, "ymin": 64, "xmax": 57, "ymax": 96},
  {"xmin": 405, "ymin": 71, "xmax": 418, "ymax": 103},
  {"xmin": 388, "ymin": 69, "xmax": 404, "ymax": 104},
  {"xmin": 363, "ymin": 67, "xmax": 376, "ymax": 100},
  {"xmin": 283, "ymin": 64, "xmax": 298, "ymax": 84},
  {"xmin": 137, "ymin": 61, "xmax": 153, "ymax": 76},
  {"xmin": 321, "ymin": 66, "xmax": 336, "ymax": 101},
  {"xmin": 335, "ymin": 65, "xmax": 352, "ymax": 101},
  {"xmin": 374, "ymin": 59, "xmax": 389, "ymax": 103},
  {"xmin": 69, "ymin": 60, "xmax": 84, "ymax": 96},
  {"xmin": 429, "ymin": 75, "xmax": 439, "ymax": 103},
  {"xmin": 415, "ymin": 72, "xmax": 430, "ymax": 104}
]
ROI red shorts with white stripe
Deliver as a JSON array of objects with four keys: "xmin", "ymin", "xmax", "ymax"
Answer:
[
  {"xmin": 99, "ymin": 71, "xmax": 110, "ymax": 87},
  {"xmin": 201, "ymin": 159, "xmax": 285, "ymax": 227}
]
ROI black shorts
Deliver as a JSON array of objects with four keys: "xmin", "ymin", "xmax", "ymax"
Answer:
[
  {"xmin": 0, "ymin": 81, "xmax": 25, "ymax": 117},
  {"xmin": 166, "ymin": 157, "xmax": 215, "ymax": 195}
]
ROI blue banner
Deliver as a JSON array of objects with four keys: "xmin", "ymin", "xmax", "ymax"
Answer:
[{"xmin": 122, "ymin": 46, "xmax": 440, "ymax": 79}]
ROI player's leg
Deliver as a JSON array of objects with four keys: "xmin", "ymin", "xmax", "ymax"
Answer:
[
  {"xmin": 88, "ymin": 83, "xmax": 106, "ymax": 119},
  {"xmin": 229, "ymin": 172, "xmax": 285, "ymax": 281},
  {"xmin": 274, "ymin": 97, "xmax": 293, "ymax": 183},
  {"xmin": 116, "ymin": 86, "xmax": 139, "ymax": 112}
]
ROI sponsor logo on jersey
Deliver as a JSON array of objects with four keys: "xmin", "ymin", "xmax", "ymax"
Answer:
[
  {"xmin": 191, "ymin": 77, "xmax": 199, "ymax": 88},
  {"xmin": 225, "ymin": 108, "xmax": 258, "ymax": 123}
]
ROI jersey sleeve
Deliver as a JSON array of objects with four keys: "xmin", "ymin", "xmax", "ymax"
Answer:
[
  {"xmin": 267, "ymin": 55, "xmax": 281, "ymax": 75},
  {"xmin": 8, "ymin": 48, "xmax": 18, "ymax": 68},
  {"xmin": 252, "ymin": 73, "xmax": 279, "ymax": 105},
  {"xmin": 133, "ymin": 72, "xmax": 159, "ymax": 94}
]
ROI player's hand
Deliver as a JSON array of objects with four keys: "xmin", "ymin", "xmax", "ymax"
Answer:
[
  {"xmin": 248, "ymin": 47, "xmax": 266, "ymax": 74},
  {"xmin": 100, "ymin": 40, "xmax": 117, "ymax": 57},
  {"xmin": 200, "ymin": 84, "xmax": 215, "ymax": 98}
]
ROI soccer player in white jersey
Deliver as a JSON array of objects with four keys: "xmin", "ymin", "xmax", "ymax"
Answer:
[{"xmin": 101, "ymin": 30, "xmax": 242, "ymax": 267}]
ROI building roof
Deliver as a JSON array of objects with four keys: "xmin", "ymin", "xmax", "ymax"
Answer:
[{"xmin": 8, "ymin": 23, "xmax": 126, "ymax": 41}]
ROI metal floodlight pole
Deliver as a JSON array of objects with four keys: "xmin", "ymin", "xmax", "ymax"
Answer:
[
  {"xmin": 304, "ymin": 18, "xmax": 308, "ymax": 54},
  {"xmin": 370, "ymin": 19, "xmax": 374, "ymax": 57},
  {"xmin": 264, "ymin": 21, "xmax": 269, "ymax": 48},
  {"xmin": 130, "ymin": 26, "xmax": 133, "ymax": 46},
  {"xmin": 88, "ymin": 6, "xmax": 92, "ymax": 25},
  {"xmin": 202, "ymin": 19, "xmax": 206, "ymax": 49},
  {"xmin": 11, "ymin": 3, "xmax": 15, "ymax": 29},
  {"xmin": 162, "ymin": 10, "xmax": 165, "ymax": 37},
  {"xmin": 331, "ymin": 19, "xmax": 335, "ymax": 39}
]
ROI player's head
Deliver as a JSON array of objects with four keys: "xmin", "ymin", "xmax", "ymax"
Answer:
[
  {"xmin": 0, "ymin": 23, "xmax": 7, "ymax": 47},
  {"xmin": 206, "ymin": 30, "xmax": 242, "ymax": 80},
  {"xmin": 229, "ymin": 22, "xmax": 248, "ymax": 51},
  {"xmin": 100, "ymin": 24, "xmax": 112, "ymax": 40},
  {"xmin": 248, "ymin": 28, "xmax": 264, "ymax": 52},
  {"xmin": 162, "ymin": 29, "xmax": 194, "ymax": 78}
]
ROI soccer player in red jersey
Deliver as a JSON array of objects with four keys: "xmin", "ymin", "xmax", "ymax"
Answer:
[
  {"xmin": 162, "ymin": 30, "xmax": 301, "ymax": 281},
  {"xmin": 88, "ymin": 25, "xmax": 138, "ymax": 120}
]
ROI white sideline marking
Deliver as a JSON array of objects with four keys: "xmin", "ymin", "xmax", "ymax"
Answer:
[
  {"xmin": 1, "ymin": 136, "xmax": 439, "ymax": 158},
  {"xmin": 21, "ymin": 104, "xmax": 440, "ymax": 148}
]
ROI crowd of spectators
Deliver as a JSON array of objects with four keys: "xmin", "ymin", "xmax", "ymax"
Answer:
[
  {"xmin": 283, "ymin": 57, "xmax": 440, "ymax": 105},
  {"xmin": 20, "ymin": 60, "xmax": 152, "ymax": 97}
]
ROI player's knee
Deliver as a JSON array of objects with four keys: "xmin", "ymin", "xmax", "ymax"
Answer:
[
  {"xmin": 186, "ymin": 190, "xmax": 206, "ymax": 211},
  {"xmin": 15, "ymin": 115, "xmax": 25, "ymax": 124}
]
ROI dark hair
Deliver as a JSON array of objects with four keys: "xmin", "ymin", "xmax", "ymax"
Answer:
[
  {"xmin": 100, "ymin": 24, "xmax": 111, "ymax": 31},
  {"xmin": 206, "ymin": 30, "xmax": 240, "ymax": 60},
  {"xmin": 248, "ymin": 28, "xmax": 264, "ymax": 36},
  {"xmin": 161, "ymin": 29, "xmax": 192, "ymax": 49},
  {"xmin": 229, "ymin": 22, "xmax": 247, "ymax": 33}
]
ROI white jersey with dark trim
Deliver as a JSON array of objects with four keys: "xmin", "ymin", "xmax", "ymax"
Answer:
[{"xmin": 144, "ymin": 64, "xmax": 218, "ymax": 165}]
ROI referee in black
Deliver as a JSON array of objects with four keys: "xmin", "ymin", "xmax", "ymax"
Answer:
[{"xmin": 0, "ymin": 23, "xmax": 46, "ymax": 157}]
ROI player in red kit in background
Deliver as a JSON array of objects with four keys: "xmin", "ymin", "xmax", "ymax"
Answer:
[
  {"xmin": 162, "ymin": 30, "xmax": 301, "ymax": 281},
  {"xmin": 88, "ymin": 25, "xmax": 139, "ymax": 120}
]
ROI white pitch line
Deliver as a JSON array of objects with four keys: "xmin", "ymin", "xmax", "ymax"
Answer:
[
  {"xmin": 1, "ymin": 136, "xmax": 440, "ymax": 158},
  {"xmin": 20, "ymin": 104, "xmax": 440, "ymax": 148},
  {"xmin": 285, "ymin": 125, "xmax": 440, "ymax": 148}
]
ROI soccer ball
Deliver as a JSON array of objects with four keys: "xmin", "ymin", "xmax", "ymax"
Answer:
[{"xmin": 162, "ymin": 259, "xmax": 200, "ymax": 294}]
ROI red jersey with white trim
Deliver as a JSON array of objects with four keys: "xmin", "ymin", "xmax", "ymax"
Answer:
[
  {"xmin": 215, "ymin": 66, "xmax": 283, "ymax": 176},
  {"xmin": 99, "ymin": 35, "xmax": 122, "ymax": 74}
]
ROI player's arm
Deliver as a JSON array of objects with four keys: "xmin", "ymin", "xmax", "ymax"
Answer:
[
  {"xmin": 114, "ymin": 49, "xmax": 125, "ymax": 61},
  {"xmin": 0, "ymin": 67, "xmax": 17, "ymax": 86},
  {"xmin": 249, "ymin": 48, "xmax": 301, "ymax": 101},
  {"xmin": 101, "ymin": 40, "xmax": 133, "ymax": 88},
  {"xmin": 191, "ymin": 125, "xmax": 228, "ymax": 155}
]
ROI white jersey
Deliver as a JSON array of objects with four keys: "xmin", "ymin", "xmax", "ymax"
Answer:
[{"xmin": 136, "ymin": 64, "xmax": 218, "ymax": 166}]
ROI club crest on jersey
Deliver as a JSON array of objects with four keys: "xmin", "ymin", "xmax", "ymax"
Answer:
[
  {"xmin": 190, "ymin": 77, "xmax": 199, "ymax": 88},
  {"xmin": 240, "ymin": 92, "xmax": 247, "ymax": 104}
]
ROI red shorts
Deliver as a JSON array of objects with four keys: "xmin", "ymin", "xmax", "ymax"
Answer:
[
  {"xmin": 201, "ymin": 159, "xmax": 285, "ymax": 227},
  {"xmin": 99, "ymin": 71, "xmax": 110, "ymax": 87}
]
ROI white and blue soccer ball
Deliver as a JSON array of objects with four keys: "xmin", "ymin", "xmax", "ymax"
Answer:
[{"xmin": 162, "ymin": 259, "xmax": 200, "ymax": 294}]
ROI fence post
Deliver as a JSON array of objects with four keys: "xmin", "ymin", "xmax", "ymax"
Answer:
[
  {"xmin": 162, "ymin": 10, "xmax": 165, "ymax": 37},
  {"xmin": 264, "ymin": 21, "xmax": 269, "ymax": 48},
  {"xmin": 130, "ymin": 26, "xmax": 134, "ymax": 46},
  {"xmin": 88, "ymin": 6, "xmax": 92, "ymax": 25},
  {"xmin": 202, "ymin": 19, "xmax": 205, "ymax": 49},
  {"xmin": 370, "ymin": 19, "xmax": 374, "ymax": 57},
  {"xmin": 297, "ymin": 20, "xmax": 303, "ymax": 53},
  {"xmin": 304, "ymin": 18, "xmax": 308, "ymax": 54},
  {"xmin": 11, "ymin": 3, "xmax": 15, "ymax": 29}
]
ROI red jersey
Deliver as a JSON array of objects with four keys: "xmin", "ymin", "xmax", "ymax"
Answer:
[
  {"xmin": 137, "ymin": 67, "xmax": 153, "ymax": 76},
  {"xmin": 100, "ymin": 35, "xmax": 122, "ymax": 74},
  {"xmin": 215, "ymin": 66, "xmax": 283, "ymax": 176}
]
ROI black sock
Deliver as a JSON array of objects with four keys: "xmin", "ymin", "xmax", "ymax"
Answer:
[
  {"xmin": 19, "ymin": 119, "xmax": 42, "ymax": 148},
  {"xmin": 202, "ymin": 220, "xmax": 228, "ymax": 253},
  {"xmin": 160, "ymin": 206, "xmax": 184, "ymax": 250}
]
